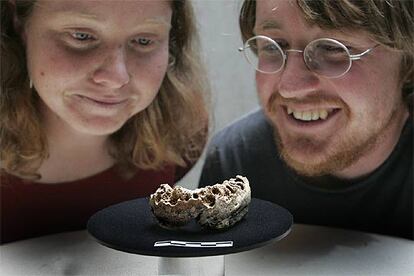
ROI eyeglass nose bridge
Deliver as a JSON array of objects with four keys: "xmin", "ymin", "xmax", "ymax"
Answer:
[
  {"xmin": 281, "ymin": 49, "xmax": 308, "ymax": 72},
  {"xmin": 285, "ymin": 49, "xmax": 304, "ymax": 53}
]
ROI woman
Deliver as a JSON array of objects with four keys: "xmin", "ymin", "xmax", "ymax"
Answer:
[{"xmin": 1, "ymin": 0, "xmax": 209, "ymax": 243}]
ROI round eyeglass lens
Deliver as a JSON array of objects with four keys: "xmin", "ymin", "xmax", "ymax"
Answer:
[
  {"xmin": 304, "ymin": 39, "xmax": 351, "ymax": 78},
  {"xmin": 244, "ymin": 36, "xmax": 285, "ymax": 73}
]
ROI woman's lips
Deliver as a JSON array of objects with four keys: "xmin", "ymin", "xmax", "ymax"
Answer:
[{"xmin": 75, "ymin": 95, "xmax": 128, "ymax": 106}]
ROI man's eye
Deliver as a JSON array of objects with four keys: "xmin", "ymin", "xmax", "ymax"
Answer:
[
  {"xmin": 345, "ymin": 46, "xmax": 355, "ymax": 53},
  {"xmin": 262, "ymin": 43, "xmax": 279, "ymax": 53},
  {"xmin": 317, "ymin": 43, "xmax": 345, "ymax": 53},
  {"xmin": 273, "ymin": 40, "xmax": 288, "ymax": 49}
]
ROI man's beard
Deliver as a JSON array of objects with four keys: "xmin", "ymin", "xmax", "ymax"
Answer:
[
  {"xmin": 266, "ymin": 92, "xmax": 399, "ymax": 177},
  {"xmin": 273, "ymin": 128, "xmax": 380, "ymax": 177}
]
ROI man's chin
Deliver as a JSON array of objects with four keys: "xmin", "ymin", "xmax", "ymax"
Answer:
[
  {"xmin": 279, "ymin": 151, "xmax": 339, "ymax": 177},
  {"xmin": 275, "ymin": 135, "xmax": 358, "ymax": 177},
  {"xmin": 277, "ymin": 137, "xmax": 374, "ymax": 177}
]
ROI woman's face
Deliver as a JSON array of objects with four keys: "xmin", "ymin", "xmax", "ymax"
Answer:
[{"xmin": 24, "ymin": 0, "xmax": 172, "ymax": 136}]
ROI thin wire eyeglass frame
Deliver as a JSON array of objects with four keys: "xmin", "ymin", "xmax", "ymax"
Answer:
[{"xmin": 238, "ymin": 35, "xmax": 379, "ymax": 78}]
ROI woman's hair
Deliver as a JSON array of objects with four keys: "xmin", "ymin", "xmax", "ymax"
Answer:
[
  {"xmin": 1, "ymin": 0, "xmax": 210, "ymax": 179},
  {"xmin": 239, "ymin": 0, "xmax": 413, "ymax": 106}
]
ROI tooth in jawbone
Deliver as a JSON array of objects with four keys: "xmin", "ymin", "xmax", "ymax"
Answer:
[{"xmin": 287, "ymin": 107, "xmax": 293, "ymax": 115}]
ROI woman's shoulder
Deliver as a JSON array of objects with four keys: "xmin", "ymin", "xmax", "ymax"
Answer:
[{"xmin": 0, "ymin": 164, "xmax": 178, "ymax": 189}]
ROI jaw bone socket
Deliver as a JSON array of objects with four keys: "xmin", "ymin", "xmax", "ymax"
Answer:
[{"xmin": 149, "ymin": 175, "xmax": 251, "ymax": 230}]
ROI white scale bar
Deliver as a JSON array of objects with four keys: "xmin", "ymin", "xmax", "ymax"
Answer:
[{"xmin": 154, "ymin": 240, "xmax": 233, "ymax": 248}]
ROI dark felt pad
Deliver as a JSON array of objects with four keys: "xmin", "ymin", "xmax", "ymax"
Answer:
[{"xmin": 87, "ymin": 198, "xmax": 293, "ymax": 257}]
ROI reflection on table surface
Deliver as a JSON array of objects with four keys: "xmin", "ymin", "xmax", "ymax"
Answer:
[{"xmin": 1, "ymin": 224, "xmax": 413, "ymax": 276}]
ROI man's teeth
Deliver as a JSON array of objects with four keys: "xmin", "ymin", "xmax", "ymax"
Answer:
[{"xmin": 287, "ymin": 107, "xmax": 331, "ymax": 121}]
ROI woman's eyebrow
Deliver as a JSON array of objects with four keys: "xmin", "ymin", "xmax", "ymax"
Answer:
[
  {"xmin": 50, "ymin": 11, "xmax": 102, "ymax": 22},
  {"xmin": 47, "ymin": 12, "xmax": 171, "ymax": 31},
  {"xmin": 141, "ymin": 18, "xmax": 172, "ymax": 28},
  {"xmin": 48, "ymin": 11, "xmax": 171, "ymax": 27}
]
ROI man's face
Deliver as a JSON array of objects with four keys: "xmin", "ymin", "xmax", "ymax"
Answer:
[{"xmin": 254, "ymin": 0, "xmax": 407, "ymax": 178}]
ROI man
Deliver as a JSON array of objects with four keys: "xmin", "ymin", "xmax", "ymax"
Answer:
[{"xmin": 199, "ymin": 0, "xmax": 413, "ymax": 239}]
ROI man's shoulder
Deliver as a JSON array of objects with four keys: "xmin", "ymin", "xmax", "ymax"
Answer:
[
  {"xmin": 200, "ymin": 108, "xmax": 280, "ymax": 187},
  {"xmin": 210, "ymin": 108, "xmax": 272, "ymax": 148}
]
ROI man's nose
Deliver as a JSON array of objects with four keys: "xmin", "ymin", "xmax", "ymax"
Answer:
[
  {"xmin": 92, "ymin": 47, "xmax": 130, "ymax": 89},
  {"xmin": 277, "ymin": 52, "xmax": 319, "ymax": 99}
]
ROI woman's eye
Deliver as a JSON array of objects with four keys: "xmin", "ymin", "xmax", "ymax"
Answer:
[
  {"xmin": 71, "ymin": 32, "xmax": 95, "ymax": 42},
  {"xmin": 137, "ymin": 37, "xmax": 152, "ymax": 46},
  {"xmin": 61, "ymin": 30, "xmax": 99, "ymax": 50},
  {"xmin": 129, "ymin": 36, "xmax": 161, "ymax": 53},
  {"xmin": 132, "ymin": 37, "xmax": 154, "ymax": 47}
]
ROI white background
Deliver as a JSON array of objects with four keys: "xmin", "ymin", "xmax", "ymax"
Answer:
[{"xmin": 177, "ymin": 0, "xmax": 259, "ymax": 189}]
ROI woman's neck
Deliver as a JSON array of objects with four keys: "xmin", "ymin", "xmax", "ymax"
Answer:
[{"xmin": 36, "ymin": 110, "xmax": 116, "ymax": 184}]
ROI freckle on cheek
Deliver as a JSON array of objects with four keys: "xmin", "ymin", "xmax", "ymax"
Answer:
[{"xmin": 40, "ymin": 72, "xmax": 45, "ymax": 76}]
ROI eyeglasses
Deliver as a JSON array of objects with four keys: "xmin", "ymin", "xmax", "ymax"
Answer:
[{"xmin": 238, "ymin": 35, "xmax": 379, "ymax": 78}]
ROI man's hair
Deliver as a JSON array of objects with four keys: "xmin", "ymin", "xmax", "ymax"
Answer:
[
  {"xmin": 1, "ymin": 0, "xmax": 210, "ymax": 179},
  {"xmin": 239, "ymin": 0, "xmax": 413, "ymax": 105}
]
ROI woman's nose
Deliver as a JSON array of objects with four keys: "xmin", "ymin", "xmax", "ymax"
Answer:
[
  {"xmin": 277, "ymin": 52, "xmax": 319, "ymax": 99},
  {"xmin": 92, "ymin": 47, "xmax": 130, "ymax": 89}
]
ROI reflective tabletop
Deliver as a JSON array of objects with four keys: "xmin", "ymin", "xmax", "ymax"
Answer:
[{"xmin": 1, "ymin": 224, "xmax": 413, "ymax": 275}]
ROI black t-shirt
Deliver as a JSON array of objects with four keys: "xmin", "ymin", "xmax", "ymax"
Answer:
[{"xmin": 199, "ymin": 109, "xmax": 413, "ymax": 240}]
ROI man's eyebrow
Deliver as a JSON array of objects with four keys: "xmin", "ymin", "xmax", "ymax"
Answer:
[{"xmin": 253, "ymin": 20, "xmax": 282, "ymax": 33}]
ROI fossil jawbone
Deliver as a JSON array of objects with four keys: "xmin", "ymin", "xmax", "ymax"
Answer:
[{"xmin": 149, "ymin": 175, "xmax": 251, "ymax": 230}]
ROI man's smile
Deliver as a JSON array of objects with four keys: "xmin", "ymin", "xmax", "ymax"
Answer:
[
  {"xmin": 275, "ymin": 104, "xmax": 343, "ymax": 136},
  {"xmin": 286, "ymin": 107, "xmax": 336, "ymax": 121}
]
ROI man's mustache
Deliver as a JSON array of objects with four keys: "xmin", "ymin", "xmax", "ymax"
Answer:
[{"xmin": 266, "ymin": 92, "xmax": 345, "ymax": 114}]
